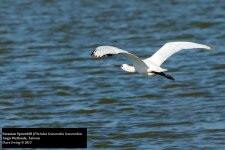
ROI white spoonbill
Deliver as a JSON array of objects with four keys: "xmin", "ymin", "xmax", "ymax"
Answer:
[{"xmin": 91, "ymin": 42, "xmax": 213, "ymax": 80}]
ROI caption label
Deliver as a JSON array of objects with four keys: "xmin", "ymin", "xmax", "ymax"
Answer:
[{"xmin": 2, "ymin": 128, "xmax": 87, "ymax": 148}]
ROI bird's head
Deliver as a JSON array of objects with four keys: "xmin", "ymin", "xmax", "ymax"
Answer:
[{"xmin": 121, "ymin": 64, "xmax": 135, "ymax": 73}]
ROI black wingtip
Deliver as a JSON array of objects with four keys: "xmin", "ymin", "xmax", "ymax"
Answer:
[{"xmin": 91, "ymin": 50, "xmax": 96, "ymax": 58}]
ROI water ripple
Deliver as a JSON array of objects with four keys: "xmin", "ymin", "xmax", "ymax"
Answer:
[{"xmin": 0, "ymin": 0, "xmax": 224, "ymax": 149}]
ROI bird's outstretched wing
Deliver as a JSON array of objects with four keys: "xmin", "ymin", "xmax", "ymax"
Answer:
[
  {"xmin": 91, "ymin": 46, "xmax": 148, "ymax": 71},
  {"xmin": 144, "ymin": 42, "xmax": 213, "ymax": 66}
]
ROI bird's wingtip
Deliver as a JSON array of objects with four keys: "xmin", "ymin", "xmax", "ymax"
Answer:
[
  {"xmin": 91, "ymin": 50, "xmax": 97, "ymax": 58},
  {"xmin": 91, "ymin": 51, "xmax": 94, "ymax": 56}
]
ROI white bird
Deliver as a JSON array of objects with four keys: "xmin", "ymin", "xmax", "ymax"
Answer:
[{"xmin": 91, "ymin": 42, "xmax": 213, "ymax": 80}]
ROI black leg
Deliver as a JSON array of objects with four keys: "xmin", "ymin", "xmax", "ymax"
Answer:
[{"xmin": 152, "ymin": 71, "xmax": 175, "ymax": 81}]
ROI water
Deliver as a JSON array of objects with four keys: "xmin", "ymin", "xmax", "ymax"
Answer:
[{"xmin": 0, "ymin": 0, "xmax": 224, "ymax": 149}]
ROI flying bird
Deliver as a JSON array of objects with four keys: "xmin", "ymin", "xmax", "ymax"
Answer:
[{"xmin": 91, "ymin": 42, "xmax": 213, "ymax": 80}]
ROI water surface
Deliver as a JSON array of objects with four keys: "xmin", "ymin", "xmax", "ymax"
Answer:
[{"xmin": 0, "ymin": 0, "xmax": 225, "ymax": 149}]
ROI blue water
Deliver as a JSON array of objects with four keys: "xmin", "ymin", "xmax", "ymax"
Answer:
[{"xmin": 0, "ymin": 0, "xmax": 225, "ymax": 149}]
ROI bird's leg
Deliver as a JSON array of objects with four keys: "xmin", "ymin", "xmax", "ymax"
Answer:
[{"xmin": 152, "ymin": 71, "xmax": 175, "ymax": 81}]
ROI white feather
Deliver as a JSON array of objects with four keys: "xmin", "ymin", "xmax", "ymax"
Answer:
[
  {"xmin": 92, "ymin": 46, "xmax": 150, "ymax": 73},
  {"xmin": 143, "ymin": 42, "xmax": 212, "ymax": 66},
  {"xmin": 91, "ymin": 42, "xmax": 213, "ymax": 79}
]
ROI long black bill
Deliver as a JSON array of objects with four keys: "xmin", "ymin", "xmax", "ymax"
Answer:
[{"xmin": 152, "ymin": 71, "xmax": 175, "ymax": 81}]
